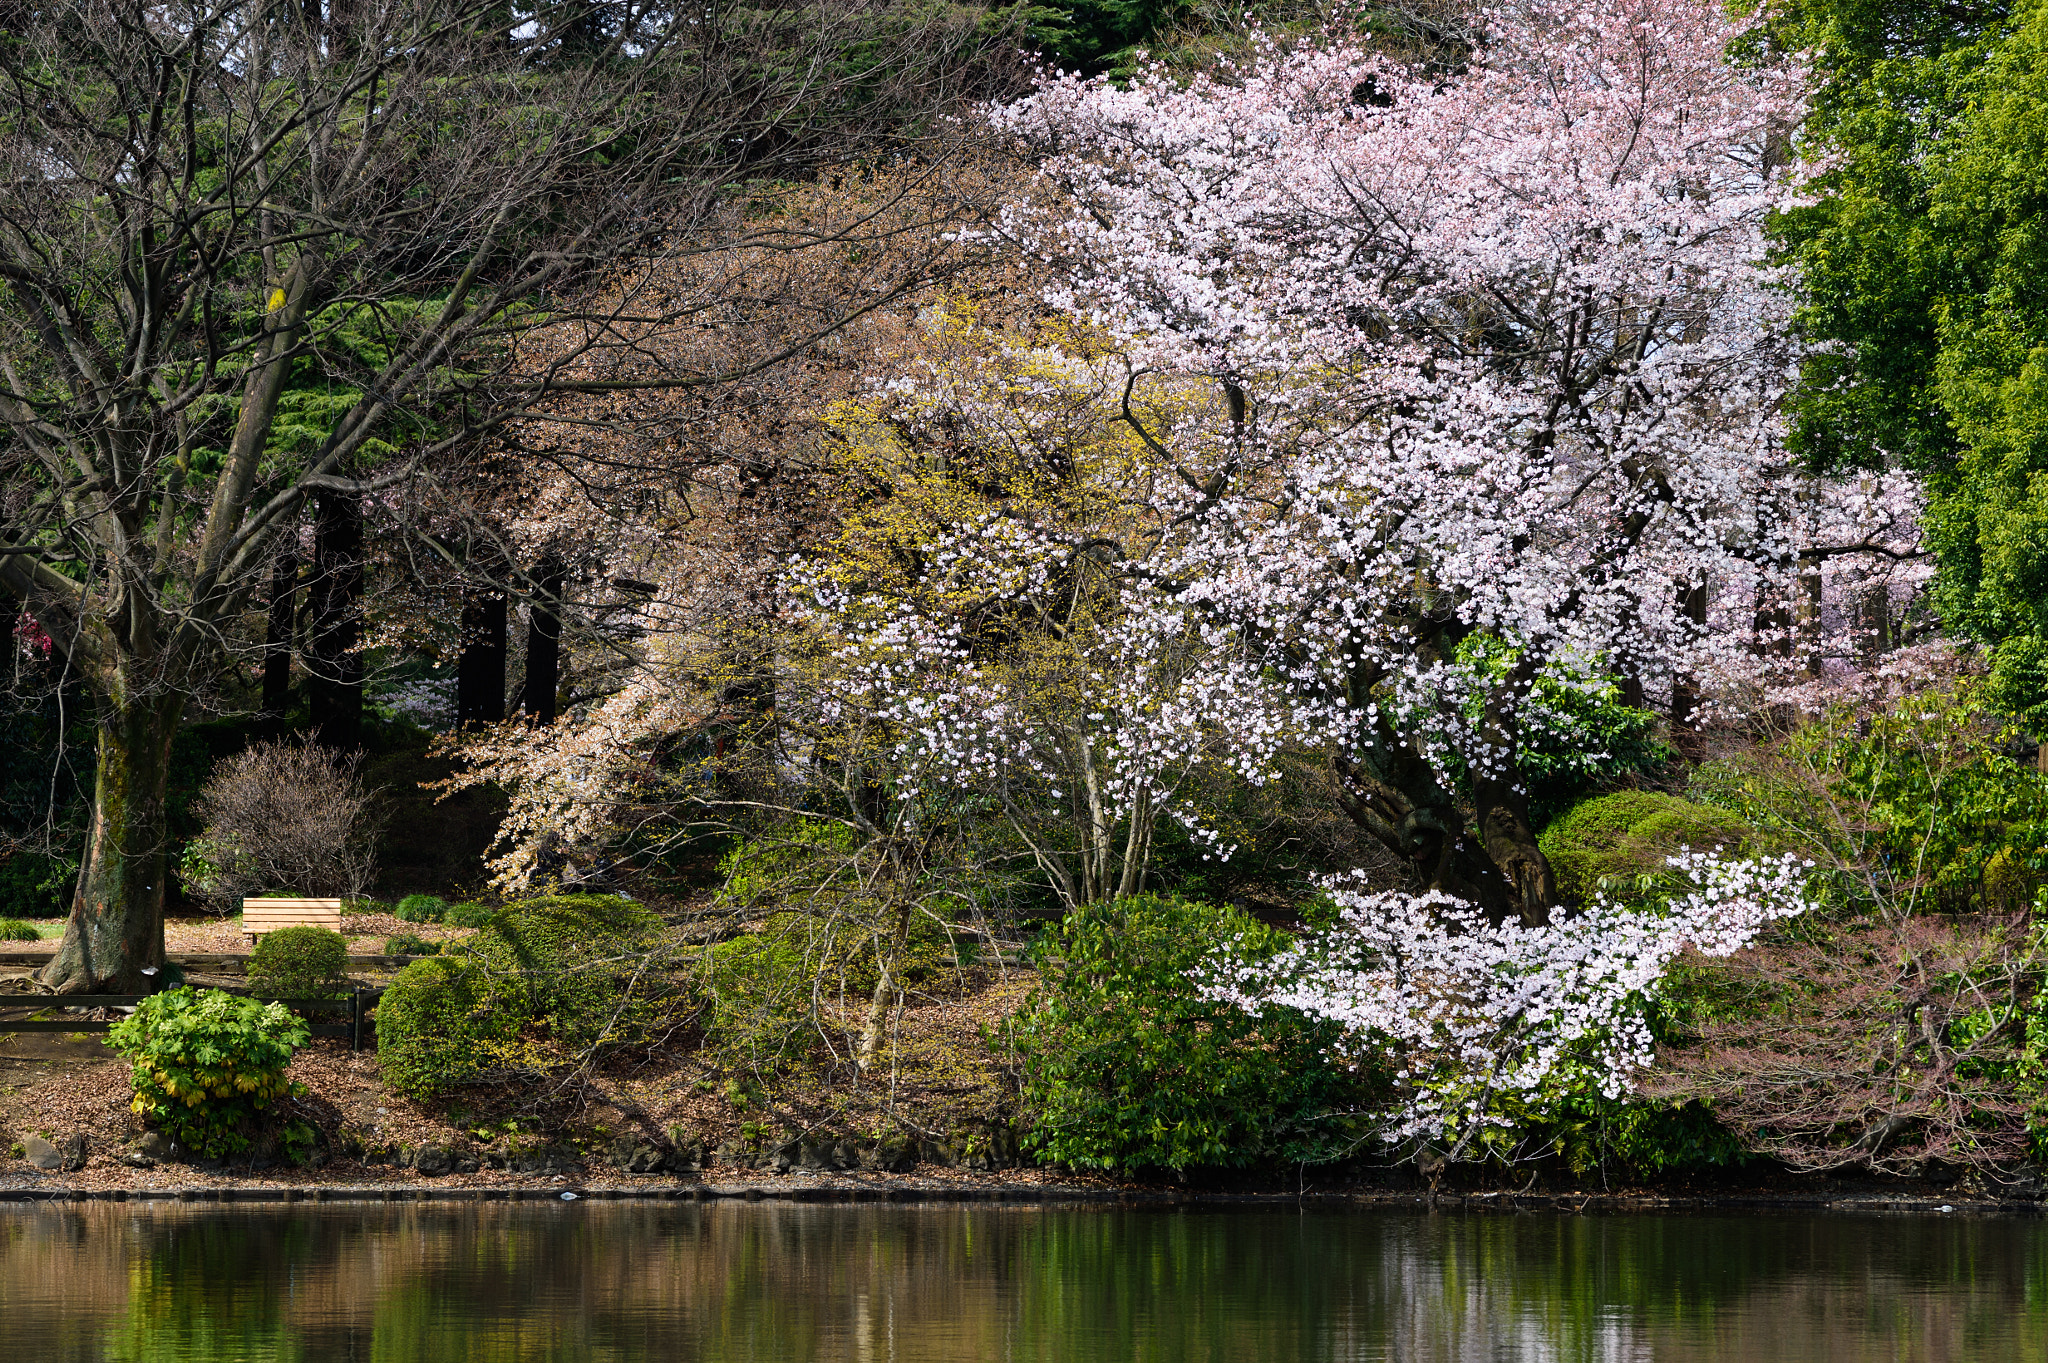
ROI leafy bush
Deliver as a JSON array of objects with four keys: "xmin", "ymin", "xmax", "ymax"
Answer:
[
  {"xmin": 183, "ymin": 740, "xmax": 378, "ymax": 912},
  {"xmin": 445, "ymin": 900, "xmax": 495, "ymax": 929},
  {"xmin": 381, "ymin": 933, "xmax": 441, "ymax": 957},
  {"xmin": 1420, "ymin": 637, "xmax": 1673, "ymax": 831},
  {"xmin": 247, "ymin": 926, "xmax": 351, "ymax": 1000},
  {"xmin": 375, "ymin": 894, "xmax": 674, "ymax": 1098},
  {"xmin": 374, "ymin": 955, "xmax": 526, "ymax": 1098},
  {"xmin": 0, "ymin": 917, "xmax": 40, "ymax": 941},
  {"xmin": 107, "ymin": 988, "xmax": 309, "ymax": 1158},
  {"xmin": 395, "ymin": 894, "xmax": 448, "ymax": 924},
  {"xmin": 1011, "ymin": 894, "xmax": 1357, "ymax": 1173},
  {"xmin": 1539, "ymin": 791, "xmax": 1753, "ymax": 907},
  {"xmin": 1690, "ymin": 681, "xmax": 2048, "ymax": 911},
  {"xmin": 1497, "ymin": 1086, "xmax": 1749, "ymax": 1178}
]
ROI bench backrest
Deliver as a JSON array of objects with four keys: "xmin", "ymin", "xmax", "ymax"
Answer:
[{"xmin": 242, "ymin": 898, "xmax": 344, "ymax": 936}]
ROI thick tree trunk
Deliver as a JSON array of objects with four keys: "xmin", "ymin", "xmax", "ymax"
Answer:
[
  {"xmin": 519, "ymin": 553, "xmax": 563, "ymax": 725},
  {"xmin": 458, "ymin": 591, "xmax": 507, "ymax": 726},
  {"xmin": 1331, "ymin": 711, "xmax": 1541, "ymax": 923},
  {"xmin": 307, "ymin": 492, "xmax": 363, "ymax": 749},
  {"xmin": 37, "ymin": 689, "xmax": 182, "ymax": 994},
  {"xmin": 1469, "ymin": 698, "xmax": 1556, "ymax": 927}
]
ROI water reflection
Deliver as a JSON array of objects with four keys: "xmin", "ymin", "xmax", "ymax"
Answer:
[{"xmin": 0, "ymin": 1200, "xmax": 2042, "ymax": 1362}]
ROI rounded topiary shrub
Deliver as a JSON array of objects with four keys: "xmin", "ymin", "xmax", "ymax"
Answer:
[
  {"xmin": 374, "ymin": 955, "xmax": 528, "ymax": 1098},
  {"xmin": 247, "ymin": 925, "xmax": 351, "ymax": 1000},
  {"xmin": 107, "ymin": 987, "xmax": 309, "ymax": 1158},
  {"xmin": 1539, "ymin": 791, "xmax": 1753, "ymax": 906},
  {"xmin": 395, "ymin": 894, "xmax": 449, "ymax": 924}
]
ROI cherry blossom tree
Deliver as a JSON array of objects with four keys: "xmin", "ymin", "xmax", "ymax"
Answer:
[
  {"xmin": 1210, "ymin": 851, "xmax": 1814, "ymax": 1160},
  {"xmin": 988, "ymin": 0, "xmax": 1812, "ymax": 924}
]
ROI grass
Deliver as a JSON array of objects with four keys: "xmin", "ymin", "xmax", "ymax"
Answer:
[{"xmin": 0, "ymin": 919, "xmax": 58, "ymax": 942}]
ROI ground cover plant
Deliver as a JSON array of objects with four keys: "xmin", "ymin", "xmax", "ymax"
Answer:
[{"xmin": 106, "ymin": 988, "xmax": 310, "ymax": 1159}]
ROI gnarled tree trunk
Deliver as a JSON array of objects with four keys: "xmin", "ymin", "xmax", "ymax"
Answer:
[{"xmin": 38, "ymin": 685, "xmax": 183, "ymax": 993}]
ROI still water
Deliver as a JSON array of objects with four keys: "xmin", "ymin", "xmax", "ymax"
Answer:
[{"xmin": 1, "ymin": 1200, "xmax": 2044, "ymax": 1362}]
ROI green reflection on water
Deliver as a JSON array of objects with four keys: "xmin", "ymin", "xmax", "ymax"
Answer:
[{"xmin": 0, "ymin": 1201, "xmax": 2044, "ymax": 1362}]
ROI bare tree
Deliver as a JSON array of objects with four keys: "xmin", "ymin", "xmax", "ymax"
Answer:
[
  {"xmin": 186, "ymin": 739, "xmax": 378, "ymax": 909},
  {"xmin": 0, "ymin": 0, "xmax": 1005, "ymax": 988}
]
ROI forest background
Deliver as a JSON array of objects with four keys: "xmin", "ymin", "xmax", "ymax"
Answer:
[{"xmin": 7, "ymin": 0, "xmax": 2048, "ymax": 1186}]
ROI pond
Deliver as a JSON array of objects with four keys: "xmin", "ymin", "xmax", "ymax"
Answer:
[{"xmin": 1, "ymin": 1200, "xmax": 2043, "ymax": 1361}]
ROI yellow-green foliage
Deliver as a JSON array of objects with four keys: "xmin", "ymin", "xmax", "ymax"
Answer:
[
  {"xmin": 1539, "ymin": 791, "xmax": 1753, "ymax": 906},
  {"xmin": 1984, "ymin": 849, "xmax": 2041, "ymax": 910},
  {"xmin": 107, "ymin": 988, "xmax": 309, "ymax": 1158},
  {"xmin": 820, "ymin": 302, "xmax": 1164, "ymax": 590},
  {"xmin": 247, "ymin": 925, "xmax": 350, "ymax": 1000},
  {"xmin": 374, "ymin": 955, "xmax": 526, "ymax": 1099},
  {"xmin": 375, "ymin": 894, "xmax": 673, "ymax": 1098}
]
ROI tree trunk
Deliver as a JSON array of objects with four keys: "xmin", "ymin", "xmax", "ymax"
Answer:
[
  {"xmin": 518, "ymin": 553, "xmax": 562, "ymax": 725},
  {"xmin": 1795, "ymin": 551, "xmax": 1824, "ymax": 679},
  {"xmin": 37, "ymin": 689, "xmax": 182, "ymax": 993},
  {"xmin": 307, "ymin": 491, "xmax": 363, "ymax": 749},
  {"xmin": 1468, "ymin": 699, "xmax": 1556, "ymax": 927},
  {"xmin": 857, "ymin": 898, "xmax": 914, "ymax": 1074},
  {"xmin": 1331, "ymin": 712, "xmax": 1526, "ymax": 919},
  {"xmin": 260, "ymin": 549, "xmax": 298, "ymax": 728},
  {"xmin": 458, "ymin": 591, "xmax": 507, "ymax": 726}
]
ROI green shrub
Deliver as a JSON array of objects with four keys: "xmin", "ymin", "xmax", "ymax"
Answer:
[
  {"xmin": 482, "ymin": 894, "xmax": 669, "ymax": 1047},
  {"xmin": 382, "ymin": 933, "xmax": 441, "ymax": 957},
  {"xmin": 375, "ymin": 894, "xmax": 674, "ymax": 1098},
  {"xmin": 107, "ymin": 988, "xmax": 309, "ymax": 1158},
  {"xmin": 1011, "ymin": 894, "xmax": 1358, "ymax": 1173},
  {"xmin": 247, "ymin": 926, "xmax": 350, "ymax": 1000},
  {"xmin": 445, "ymin": 900, "xmax": 495, "ymax": 929},
  {"xmin": 1539, "ymin": 791, "xmax": 1753, "ymax": 906},
  {"xmin": 0, "ymin": 917, "xmax": 41, "ymax": 941},
  {"xmin": 374, "ymin": 955, "xmax": 527, "ymax": 1098},
  {"xmin": 1690, "ymin": 682, "xmax": 2048, "ymax": 910},
  {"xmin": 395, "ymin": 894, "xmax": 448, "ymax": 924}
]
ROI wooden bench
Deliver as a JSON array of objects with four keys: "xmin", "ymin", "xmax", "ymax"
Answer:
[{"xmin": 241, "ymin": 898, "xmax": 344, "ymax": 939}]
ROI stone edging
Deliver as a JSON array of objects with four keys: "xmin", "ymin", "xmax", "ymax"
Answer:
[{"xmin": 0, "ymin": 1184, "xmax": 2039, "ymax": 1215}]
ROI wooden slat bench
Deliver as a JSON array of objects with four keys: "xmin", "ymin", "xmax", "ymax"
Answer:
[{"xmin": 241, "ymin": 897, "xmax": 343, "ymax": 939}]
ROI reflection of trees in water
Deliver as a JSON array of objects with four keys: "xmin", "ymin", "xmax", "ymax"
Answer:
[{"xmin": 0, "ymin": 1205, "xmax": 2042, "ymax": 1361}]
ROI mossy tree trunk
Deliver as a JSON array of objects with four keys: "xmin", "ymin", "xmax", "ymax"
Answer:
[{"xmin": 37, "ymin": 684, "xmax": 184, "ymax": 993}]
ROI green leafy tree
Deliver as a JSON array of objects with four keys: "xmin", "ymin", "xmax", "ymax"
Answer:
[{"xmin": 1775, "ymin": 0, "xmax": 2048, "ymax": 712}]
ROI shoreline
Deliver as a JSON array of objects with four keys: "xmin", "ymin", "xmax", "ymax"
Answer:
[{"xmin": 0, "ymin": 1175, "xmax": 2039, "ymax": 1217}]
